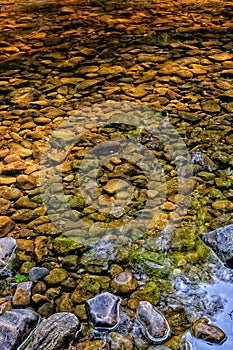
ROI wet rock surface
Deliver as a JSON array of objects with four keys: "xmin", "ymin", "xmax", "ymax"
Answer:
[
  {"xmin": 24, "ymin": 312, "xmax": 81, "ymax": 350},
  {"xmin": 136, "ymin": 301, "xmax": 170, "ymax": 343},
  {"xmin": 0, "ymin": 237, "xmax": 17, "ymax": 275},
  {"xmin": 201, "ymin": 224, "xmax": 233, "ymax": 266},
  {"xmin": 191, "ymin": 317, "xmax": 226, "ymax": 344},
  {"xmin": 86, "ymin": 292, "xmax": 120, "ymax": 330},
  {"xmin": 0, "ymin": 309, "xmax": 39, "ymax": 350}
]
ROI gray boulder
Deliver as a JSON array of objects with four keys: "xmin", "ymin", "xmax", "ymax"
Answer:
[
  {"xmin": 0, "ymin": 309, "xmax": 39, "ymax": 350},
  {"xmin": 29, "ymin": 267, "xmax": 50, "ymax": 281},
  {"xmin": 201, "ymin": 224, "xmax": 233, "ymax": 267},
  {"xmin": 24, "ymin": 312, "xmax": 81, "ymax": 350},
  {"xmin": 0, "ymin": 237, "xmax": 17, "ymax": 275}
]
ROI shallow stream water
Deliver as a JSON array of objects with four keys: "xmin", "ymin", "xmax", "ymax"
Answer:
[{"xmin": 0, "ymin": 0, "xmax": 233, "ymax": 349}]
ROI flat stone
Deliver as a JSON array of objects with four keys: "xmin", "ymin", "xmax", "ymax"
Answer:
[
  {"xmin": 124, "ymin": 86, "xmax": 147, "ymax": 98},
  {"xmin": 209, "ymin": 52, "xmax": 233, "ymax": 61},
  {"xmin": 136, "ymin": 301, "xmax": 170, "ymax": 343},
  {"xmin": 0, "ymin": 237, "xmax": 17, "ymax": 274},
  {"xmin": 212, "ymin": 200, "xmax": 233, "ymax": 211},
  {"xmin": 53, "ymin": 236, "xmax": 84, "ymax": 254},
  {"xmin": 12, "ymin": 281, "xmax": 32, "ymax": 306},
  {"xmin": 0, "ymin": 176, "xmax": 16, "ymax": 185},
  {"xmin": 0, "ymin": 309, "xmax": 39, "ymax": 350},
  {"xmin": 192, "ymin": 317, "xmax": 226, "ymax": 344},
  {"xmin": 86, "ymin": 292, "xmax": 121, "ymax": 330},
  {"xmin": 77, "ymin": 79, "xmax": 101, "ymax": 90},
  {"xmin": 24, "ymin": 312, "xmax": 81, "ymax": 350},
  {"xmin": 201, "ymin": 100, "xmax": 221, "ymax": 113},
  {"xmin": 98, "ymin": 66, "xmax": 126, "ymax": 76},
  {"xmin": 10, "ymin": 145, "xmax": 33, "ymax": 158},
  {"xmin": 201, "ymin": 224, "xmax": 233, "ymax": 266}
]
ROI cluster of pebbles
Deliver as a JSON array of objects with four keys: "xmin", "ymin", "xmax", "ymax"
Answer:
[{"xmin": 0, "ymin": 0, "xmax": 233, "ymax": 348}]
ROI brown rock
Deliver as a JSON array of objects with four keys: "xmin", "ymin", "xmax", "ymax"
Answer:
[
  {"xmin": 192, "ymin": 317, "xmax": 226, "ymax": 344},
  {"xmin": 13, "ymin": 281, "xmax": 32, "ymax": 306},
  {"xmin": 201, "ymin": 100, "xmax": 221, "ymax": 113},
  {"xmin": 212, "ymin": 200, "xmax": 233, "ymax": 211},
  {"xmin": 209, "ymin": 52, "xmax": 233, "ymax": 61},
  {"xmin": 4, "ymin": 154, "xmax": 21, "ymax": 163},
  {"xmin": 0, "ymin": 198, "xmax": 11, "ymax": 215},
  {"xmin": 0, "ymin": 176, "xmax": 17, "ymax": 185},
  {"xmin": 16, "ymin": 239, "xmax": 34, "ymax": 252},
  {"xmin": 16, "ymin": 174, "xmax": 37, "ymax": 190},
  {"xmin": 2, "ymin": 161, "xmax": 27, "ymax": 173},
  {"xmin": 0, "ymin": 216, "xmax": 15, "ymax": 237},
  {"xmin": 0, "ymin": 298, "xmax": 11, "ymax": 314},
  {"xmin": 111, "ymin": 271, "xmax": 138, "ymax": 294},
  {"xmin": 0, "ymin": 149, "xmax": 10, "ymax": 159}
]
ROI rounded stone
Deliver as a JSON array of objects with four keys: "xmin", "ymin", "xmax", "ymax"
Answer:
[
  {"xmin": 29, "ymin": 267, "xmax": 50, "ymax": 281},
  {"xmin": 136, "ymin": 301, "xmax": 170, "ymax": 343},
  {"xmin": 111, "ymin": 271, "xmax": 138, "ymax": 294}
]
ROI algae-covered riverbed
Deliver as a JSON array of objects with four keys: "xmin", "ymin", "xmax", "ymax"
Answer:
[{"xmin": 0, "ymin": 0, "xmax": 233, "ymax": 349}]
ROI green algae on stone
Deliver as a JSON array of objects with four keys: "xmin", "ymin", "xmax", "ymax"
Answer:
[
  {"xmin": 164, "ymin": 306, "xmax": 191, "ymax": 336},
  {"xmin": 71, "ymin": 279, "xmax": 101, "ymax": 304},
  {"xmin": 53, "ymin": 236, "xmax": 84, "ymax": 254},
  {"xmin": 130, "ymin": 281, "xmax": 160, "ymax": 305},
  {"xmin": 129, "ymin": 248, "xmax": 171, "ymax": 278},
  {"xmin": 195, "ymin": 239, "xmax": 210, "ymax": 261},
  {"xmin": 44, "ymin": 268, "xmax": 68, "ymax": 285},
  {"xmin": 170, "ymin": 225, "xmax": 197, "ymax": 251},
  {"xmin": 68, "ymin": 195, "xmax": 85, "ymax": 211},
  {"xmin": 20, "ymin": 261, "xmax": 35, "ymax": 274}
]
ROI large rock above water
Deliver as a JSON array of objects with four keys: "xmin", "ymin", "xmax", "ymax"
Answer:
[
  {"xmin": 0, "ymin": 309, "xmax": 39, "ymax": 350},
  {"xmin": 24, "ymin": 312, "xmax": 81, "ymax": 350},
  {"xmin": 201, "ymin": 224, "xmax": 233, "ymax": 266},
  {"xmin": 86, "ymin": 292, "xmax": 121, "ymax": 330},
  {"xmin": 136, "ymin": 301, "xmax": 170, "ymax": 344},
  {"xmin": 191, "ymin": 317, "xmax": 226, "ymax": 344}
]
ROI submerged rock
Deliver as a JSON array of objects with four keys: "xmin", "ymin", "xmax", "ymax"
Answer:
[
  {"xmin": 201, "ymin": 224, "xmax": 233, "ymax": 267},
  {"xmin": 191, "ymin": 317, "xmax": 226, "ymax": 344},
  {"xmin": 86, "ymin": 292, "xmax": 121, "ymax": 330},
  {"xmin": 0, "ymin": 237, "xmax": 17, "ymax": 275},
  {"xmin": 0, "ymin": 309, "xmax": 39, "ymax": 350},
  {"xmin": 110, "ymin": 271, "xmax": 139, "ymax": 294},
  {"xmin": 136, "ymin": 301, "xmax": 170, "ymax": 344},
  {"xmin": 24, "ymin": 312, "xmax": 81, "ymax": 350}
]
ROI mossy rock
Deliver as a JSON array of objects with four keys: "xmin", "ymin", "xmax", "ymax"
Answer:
[
  {"xmin": 130, "ymin": 281, "xmax": 160, "ymax": 305},
  {"xmin": 129, "ymin": 248, "xmax": 171, "ymax": 278},
  {"xmin": 195, "ymin": 239, "xmax": 210, "ymax": 261},
  {"xmin": 170, "ymin": 226, "xmax": 197, "ymax": 251},
  {"xmin": 68, "ymin": 195, "xmax": 85, "ymax": 211},
  {"xmin": 53, "ymin": 236, "xmax": 84, "ymax": 254}
]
